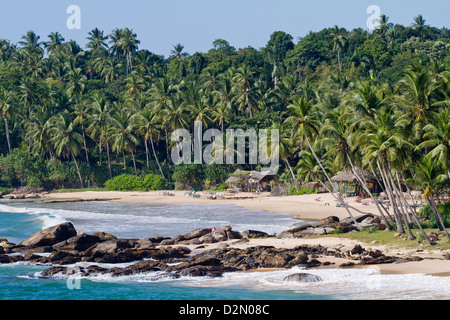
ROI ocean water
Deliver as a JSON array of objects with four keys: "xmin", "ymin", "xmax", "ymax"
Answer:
[{"xmin": 0, "ymin": 200, "xmax": 449, "ymax": 301}]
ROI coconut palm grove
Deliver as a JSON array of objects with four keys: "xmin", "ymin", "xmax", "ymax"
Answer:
[{"xmin": 0, "ymin": 14, "xmax": 449, "ymax": 241}]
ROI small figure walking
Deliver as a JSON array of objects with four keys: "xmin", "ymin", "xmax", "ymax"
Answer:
[{"xmin": 211, "ymin": 226, "xmax": 216, "ymax": 235}]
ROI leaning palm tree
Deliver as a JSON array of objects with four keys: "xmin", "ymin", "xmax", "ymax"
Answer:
[
  {"xmin": 406, "ymin": 156, "xmax": 450, "ymax": 240},
  {"xmin": 320, "ymin": 106, "xmax": 393, "ymax": 229},
  {"xmin": 284, "ymin": 97, "xmax": 358, "ymax": 224},
  {"xmin": 48, "ymin": 112, "xmax": 84, "ymax": 188}
]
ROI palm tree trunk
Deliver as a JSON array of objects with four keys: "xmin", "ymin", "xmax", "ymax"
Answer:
[
  {"xmin": 387, "ymin": 168, "xmax": 415, "ymax": 240},
  {"xmin": 397, "ymin": 170, "xmax": 436, "ymax": 245},
  {"xmin": 81, "ymin": 123, "xmax": 89, "ymax": 165},
  {"xmin": 72, "ymin": 151, "xmax": 84, "ymax": 188},
  {"xmin": 345, "ymin": 153, "xmax": 392, "ymax": 229},
  {"xmin": 123, "ymin": 152, "xmax": 126, "ymax": 170},
  {"xmin": 4, "ymin": 118, "xmax": 11, "ymax": 153},
  {"xmin": 377, "ymin": 159, "xmax": 405, "ymax": 234},
  {"xmin": 99, "ymin": 138, "xmax": 102, "ymax": 165},
  {"xmin": 305, "ymin": 136, "xmax": 358, "ymax": 225},
  {"xmin": 131, "ymin": 150, "xmax": 137, "ymax": 176},
  {"xmin": 150, "ymin": 135, "xmax": 165, "ymax": 179},
  {"xmin": 106, "ymin": 141, "xmax": 112, "ymax": 178},
  {"xmin": 285, "ymin": 159, "xmax": 298, "ymax": 187},
  {"xmin": 428, "ymin": 196, "xmax": 450, "ymax": 240},
  {"xmin": 144, "ymin": 138, "xmax": 150, "ymax": 169}
]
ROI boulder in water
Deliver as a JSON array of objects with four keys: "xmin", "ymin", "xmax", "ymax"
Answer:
[
  {"xmin": 19, "ymin": 222, "xmax": 77, "ymax": 247},
  {"xmin": 283, "ymin": 272, "xmax": 323, "ymax": 283}
]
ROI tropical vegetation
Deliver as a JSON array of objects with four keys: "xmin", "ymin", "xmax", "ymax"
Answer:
[{"xmin": 0, "ymin": 15, "xmax": 449, "ymax": 241}]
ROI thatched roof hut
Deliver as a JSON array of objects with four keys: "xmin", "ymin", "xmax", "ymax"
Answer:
[
  {"xmin": 226, "ymin": 170, "xmax": 274, "ymax": 187},
  {"xmin": 331, "ymin": 168, "xmax": 378, "ymax": 196},
  {"xmin": 331, "ymin": 168, "xmax": 375, "ymax": 183}
]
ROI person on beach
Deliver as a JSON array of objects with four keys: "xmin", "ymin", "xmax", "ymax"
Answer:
[{"xmin": 211, "ymin": 226, "xmax": 216, "ymax": 235}]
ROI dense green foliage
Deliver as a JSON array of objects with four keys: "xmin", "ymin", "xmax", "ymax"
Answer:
[
  {"xmin": 104, "ymin": 174, "xmax": 167, "ymax": 191},
  {"xmin": 0, "ymin": 15, "xmax": 448, "ymax": 201}
]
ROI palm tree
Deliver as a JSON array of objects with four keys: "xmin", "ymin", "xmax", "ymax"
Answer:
[
  {"xmin": 412, "ymin": 15, "xmax": 427, "ymax": 39},
  {"xmin": 395, "ymin": 64, "xmax": 439, "ymax": 140},
  {"xmin": 19, "ymin": 30, "xmax": 44, "ymax": 56},
  {"xmin": 86, "ymin": 95, "xmax": 113, "ymax": 166},
  {"xmin": 284, "ymin": 97, "xmax": 358, "ymax": 224},
  {"xmin": 49, "ymin": 112, "xmax": 84, "ymax": 188},
  {"xmin": 356, "ymin": 106, "xmax": 417, "ymax": 236},
  {"xmin": 330, "ymin": 26, "xmax": 347, "ymax": 70},
  {"xmin": 0, "ymin": 87, "xmax": 15, "ymax": 153},
  {"xmin": 19, "ymin": 78, "xmax": 39, "ymax": 117},
  {"xmin": 66, "ymin": 67, "xmax": 87, "ymax": 104},
  {"xmin": 96, "ymin": 56, "xmax": 122, "ymax": 83},
  {"xmin": 44, "ymin": 32, "xmax": 65, "ymax": 54},
  {"xmin": 376, "ymin": 14, "xmax": 394, "ymax": 41},
  {"xmin": 171, "ymin": 43, "xmax": 188, "ymax": 58},
  {"xmin": 407, "ymin": 156, "xmax": 450, "ymax": 240},
  {"xmin": 72, "ymin": 101, "xmax": 91, "ymax": 164},
  {"xmin": 233, "ymin": 65, "xmax": 256, "ymax": 117},
  {"xmin": 110, "ymin": 106, "xmax": 139, "ymax": 173},
  {"xmin": 124, "ymin": 72, "xmax": 147, "ymax": 100},
  {"xmin": 109, "ymin": 28, "xmax": 140, "ymax": 75},
  {"xmin": 86, "ymin": 28, "xmax": 108, "ymax": 52},
  {"xmin": 132, "ymin": 107, "xmax": 165, "ymax": 178},
  {"xmin": 418, "ymin": 109, "xmax": 450, "ymax": 178},
  {"xmin": 23, "ymin": 107, "xmax": 53, "ymax": 159}
]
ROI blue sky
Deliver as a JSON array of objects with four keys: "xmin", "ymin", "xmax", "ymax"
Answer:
[{"xmin": 1, "ymin": 0, "xmax": 449, "ymax": 57}]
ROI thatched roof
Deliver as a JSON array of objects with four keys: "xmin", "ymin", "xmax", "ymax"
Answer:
[
  {"xmin": 302, "ymin": 182, "xmax": 322, "ymax": 189},
  {"xmin": 331, "ymin": 168, "xmax": 374, "ymax": 183},
  {"xmin": 226, "ymin": 170, "xmax": 273, "ymax": 184}
]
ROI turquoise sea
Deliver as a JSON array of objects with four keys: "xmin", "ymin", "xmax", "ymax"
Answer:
[{"xmin": 0, "ymin": 200, "xmax": 449, "ymax": 301}]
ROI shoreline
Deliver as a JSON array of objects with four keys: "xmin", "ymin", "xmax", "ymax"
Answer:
[{"xmin": 10, "ymin": 190, "xmax": 450, "ymax": 277}]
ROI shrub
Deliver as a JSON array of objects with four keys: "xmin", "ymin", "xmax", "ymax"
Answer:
[
  {"xmin": 104, "ymin": 174, "xmax": 167, "ymax": 191},
  {"xmin": 417, "ymin": 201, "xmax": 450, "ymax": 228}
]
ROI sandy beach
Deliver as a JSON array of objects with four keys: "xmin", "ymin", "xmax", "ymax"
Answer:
[{"xmin": 37, "ymin": 190, "xmax": 450, "ymax": 277}]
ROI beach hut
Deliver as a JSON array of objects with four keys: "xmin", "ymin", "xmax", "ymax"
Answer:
[
  {"xmin": 301, "ymin": 181, "xmax": 326, "ymax": 193},
  {"xmin": 331, "ymin": 168, "xmax": 378, "ymax": 197},
  {"xmin": 225, "ymin": 170, "xmax": 274, "ymax": 191}
]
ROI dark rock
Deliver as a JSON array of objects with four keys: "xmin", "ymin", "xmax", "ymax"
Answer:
[
  {"xmin": 39, "ymin": 266, "xmax": 68, "ymax": 277},
  {"xmin": 182, "ymin": 228, "xmax": 211, "ymax": 240},
  {"xmin": 159, "ymin": 239, "xmax": 175, "ymax": 246},
  {"xmin": 19, "ymin": 222, "xmax": 77, "ymax": 247},
  {"xmin": 92, "ymin": 232, "xmax": 117, "ymax": 241},
  {"xmin": 53, "ymin": 234, "xmax": 102, "ymax": 252},
  {"xmin": 283, "ymin": 273, "xmax": 323, "ymax": 283},
  {"xmin": 136, "ymin": 239, "xmax": 155, "ymax": 249},
  {"xmin": 10, "ymin": 245, "xmax": 54, "ymax": 254},
  {"xmin": 179, "ymin": 265, "xmax": 224, "ymax": 277},
  {"xmin": 318, "ymin": 216, "xmax": 340, "ymax": 226},
  {"xmin": 340, "ymin": 262, "xmax": 355, "ymax": 267},
  {"xmin": 240, "ymin": 230, "xmax": 270, "ymax": 239},
  {"xmin": 89, "ymin": 239, "xmax": 135, "ymax": 253}
]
